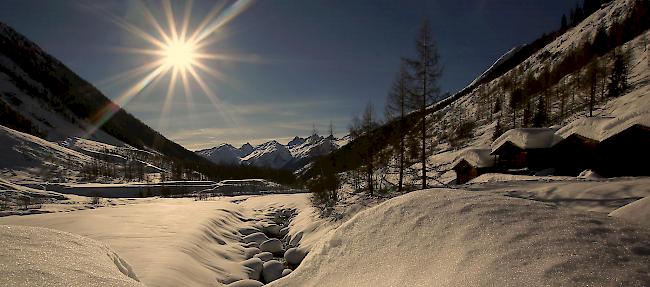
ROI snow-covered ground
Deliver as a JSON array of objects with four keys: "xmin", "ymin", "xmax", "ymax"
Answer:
[
  {"xmin": 270, "ymin": 188, "xmax": 650, "ymax": 287},
  {"xmin": 0, "ymin": 194, "xmax": 335, "ymax": 286},
  {"xmin": 2, "ymin": 175, "xmax": 650, "ymax": 286}
]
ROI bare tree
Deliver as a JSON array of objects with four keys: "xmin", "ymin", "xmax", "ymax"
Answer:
[
  {"xmin": 360, "ymin": 102, "xmax": 379, "ymax": 196},
  {"xmin": 385, "ymin": 64, "xmax": 411, "ymax": 193},
  {"xmin": 405, "ymin": 20, "xmax": 442, "ymax": 190}
]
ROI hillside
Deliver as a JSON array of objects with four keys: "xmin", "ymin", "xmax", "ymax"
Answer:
[
  {"xmin": 0, "ymin": 22, "xmax": 208, "ymax": 166},
  {"xmin": 316, "ymin": 0, "xmax": 650, "ymax": 184}
]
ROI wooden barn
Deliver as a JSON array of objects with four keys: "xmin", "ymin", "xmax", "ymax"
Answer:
[
  {"xmin": 452, "ymin": 149, "xmax": 495, "ymax": 184},
  {"xmin": 490, "ymin": 128, "xmax": 559, "ymax": 172},
  {"xmin": 596, "ymin": 124, "xmax": 650, "ymax": 177}
]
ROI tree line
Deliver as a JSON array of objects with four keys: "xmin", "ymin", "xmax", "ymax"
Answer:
[
  {"xmin": 309, "ymin": 20, "xmax": 444, "ymax": 207},
  {"xmin": 307, "ymin": 0, "xmax": 649, "ymax": 208}
]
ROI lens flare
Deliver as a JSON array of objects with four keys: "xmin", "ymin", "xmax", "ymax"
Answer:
[{"xmin": 83, "ymin": 0, "xmax": 255, "ymax": 138}]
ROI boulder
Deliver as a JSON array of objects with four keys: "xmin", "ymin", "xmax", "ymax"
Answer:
[
  {"xmin": 279, "ymin": 226, "xmax": 290, "ymax": 237},
  {"xmin": 263, "ymin": 224, "xmax": 282, "ymax": 237},
  {"xmin": 243, "ymin": 242, "xmax": 259, "ymax": 249},
  {"xmin": 239, "ymin": 227, "xmax": 261, "ymax": 236},
  {"xmin": 241, "ymin": 258, "xmax": 263, "ymax": 281},
  {"xmin": 284, "ymin": 247, "xmax": 308, "ymax": 266},
  {"xmin": 243, "ymin": 232, "xmax": 269, "ymax": 245},
  {"xmin": 260, "ymin": 238, "xmax": 284, "ymax": 254},
  {"xmin": 282, "ymin": 268, "xmax": 292, "ymax": 277},
  {"xmin": 243, "ymin": 247, "xmax": 260, "ymax": 259},
  {"xmin": 253, "ymin": 252, "xmax": 273, "ymax": 262},
  {"xmin": 262, "ymin": 260, "xmax": 284, "ymax": 283}
]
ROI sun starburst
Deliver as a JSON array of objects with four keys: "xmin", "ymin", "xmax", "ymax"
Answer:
[{"xmin": 83, "ymin": 0, "xmax": 255, "ymax": 138}]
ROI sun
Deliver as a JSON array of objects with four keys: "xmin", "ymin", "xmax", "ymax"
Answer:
[
  {"xmin": 84, "ymin": 0, "xmax": 255, "ymax": 138},
  {"xmin": 163, "ymin": 40, "xmax": 196, "ymax": 70}
]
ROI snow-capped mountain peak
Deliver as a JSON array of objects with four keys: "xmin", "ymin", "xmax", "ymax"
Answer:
[{"xmin": 197, "ymin": 134, "xmax": 348, "ymax": 171}]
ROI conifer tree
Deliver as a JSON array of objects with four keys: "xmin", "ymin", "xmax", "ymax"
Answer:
[
  {"xmin": 607, "ymin": 51, "xmax": 629, "ymax": 98},
  {"xmin": 533, "ymin": 96, "xmax": 548, "ymax": 127}
]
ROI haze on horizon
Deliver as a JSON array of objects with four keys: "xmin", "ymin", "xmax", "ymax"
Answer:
[{"xmin": 0, "ymin": 0, "xmax": 577, "ymax": 149}]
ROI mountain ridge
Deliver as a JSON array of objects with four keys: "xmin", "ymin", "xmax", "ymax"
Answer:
[{"xmin": 197, "ymin": 134, "xmax": 349, "ymax": 171}]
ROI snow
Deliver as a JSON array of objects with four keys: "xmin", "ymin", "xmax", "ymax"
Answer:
[
  {"xmin": 0, "ymin": 124, "xmax": 92, "ymax": 182},
  {"xmin": 469, "ymin": 44, "xmax": 525, "ymax": 87},
  {"xmin": 452, "ymin": 148, "xmax": 494, "ymax": 168},
  {"xmin": 259, "ymin": 238, "xmax": 284, "ymax": 254},
  {"xmin": 609, "ymin": 196, "xmax": 650, "ymax": 228},
  {"xmin": 196, "ymin": 143, "xmax": 242, "ymax": 165},
  {"xmin": 269, "ymin": 189, "xmax": 650, "ymax": 287},
  {"xmin": 2, "ymin": 177, "xmax": 650, "ymax": 286},
  {"xmin": 470, "ymin": 176, "xmax": 650, "ymax": 213},
  {"xmin": 491, "ymin": 128, "xmax": 561, "ymax": 152},
  {"xmin": 197, "ymin": 135, "xmax": 347, "ymax": 171},
  {"xmin": 261, "ymin": 260, "xmax": 284, "ymax": 283},
  {"xmin": 557, "ymin": 113, "xmax": 650, "ymax": 142},
  {"xmin": 577, "ymin": 169, "xmax": 602, "ymax": 179},
  {"xmin": 241, "ymin": 141, "xmax": 293, "ymax": 169},
  {"xmin": 0, "ymin": 225, "xmax": 142, "ymax": 287},
  {"xmin": 0, "ymin": 193, "xmax": 335, "ymax": 286}
]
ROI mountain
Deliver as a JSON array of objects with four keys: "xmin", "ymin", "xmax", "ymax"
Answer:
[
  {"xmin": 0, "ymin": 21, "xmax": 208, "ymax": 164},
  {"xmin": 197, "ymin": 134, "xmax": 349, "ymax": 171},
  {"xmin": 0, "ymin": 22, "xmax": 300, "ymax": 185},
  {"xmin": 241, "ymin": 140, "xmax": 293, "ymax": 169}
]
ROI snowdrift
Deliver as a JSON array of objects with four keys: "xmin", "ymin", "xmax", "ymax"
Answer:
[
  {"xmin": 0, "ymin": 225, "xmax": 142, "ymax": 287},
  {"xmin": 272, "ymin": 189, "xmax": 650, "ymax": 287}
]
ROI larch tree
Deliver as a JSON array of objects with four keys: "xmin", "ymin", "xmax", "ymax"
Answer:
[
  {"xmin": 360, "ymin": 102, "xmax": 379, "ymax": 195},
  {"xmin": 385, "ymin": 64, "xmax": 411, "ymax": 193},
  {"xmin": 405, "ymin": 20, "xmax": 442, "ymax": 190}
]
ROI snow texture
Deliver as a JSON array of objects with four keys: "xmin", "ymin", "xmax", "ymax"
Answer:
[
  {"xmin": 0, "ymin": 225, "xmax": 142, "ymax": 287},
  {"xmin": 491, "ymin": 128, "xmax": 561, "ymax": 152},
  {"xmin": 269, "ymin": 189, "xmax": 650, "ymax": 287},
  {"xmin": 453, "ymin": 148, "xmax": 495, "ymax": 168}
]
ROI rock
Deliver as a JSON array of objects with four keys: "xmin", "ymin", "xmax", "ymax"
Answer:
[
  {"xmin": 282, "ymin": 268, "xmax": 292, "ymax": 277},
  {"xmin": 284, "ymin": 247, "xmax": 308, "ymax": 266},
  {"xmin": 260, "ymin": 238, "xmax": 284, "ymax": 254},
  {"xmin": 253, "ymin": 252, "xmax": 273, "ymax": 262},
  {"xmin": 288, "ymin": 231, "xmax": 303, "ymax": 247},
  {"xmin": 243, "ymin": 232, "xmax": 269, "ymax": 245},
  {"xmin": 243, "ymin": 242, "xmax": 259, "ymax": 249},
  {"xmin": 262, "ymin": 260, "xmax": 284, "ymax": 283},
  {"xmin": 279, "ymin": 226, "xmax": 290, "ymax": 237},
  {"xmin": 226, "ymin": 279, "xmax": 264, "ymax": 287},
  {"xmin": 241, "ymin": 258, "xmax": 263, "ymax": 280},
  {"xmin": 243, "ymin": 247, "xmax": 260, "ymax": 259},
  {"xmin": 239, "ymin": 227, "xmax": 260, "ymax": 236},
  {"xmin": 263, "ymin": 224, "xmax": 282, "ymax": 237}
]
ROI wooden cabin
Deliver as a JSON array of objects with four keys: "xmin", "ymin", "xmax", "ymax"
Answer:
[
  {"xmin": 452, "ymin": 149, "xmax": 495, "ymax": 184},
  {"xmin": 490, "ymin": 128, "xmax": 559, "ymax": 172},
  {"xmin": 596, "ymin": 124, "xmax": 650, "ymax": 177},
  {"xmin": 551, "ymin": 134, "xmax": 599, "ymax": 176}
]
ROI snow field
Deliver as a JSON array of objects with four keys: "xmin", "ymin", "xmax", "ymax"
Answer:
[{"xmin": 269, "ymin": 189, "xmax": 650, "ymax": 287}]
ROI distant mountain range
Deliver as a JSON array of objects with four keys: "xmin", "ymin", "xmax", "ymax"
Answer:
[{"xmin": 197, "ymin": 134, "xmax": 349, "ymax": 171}]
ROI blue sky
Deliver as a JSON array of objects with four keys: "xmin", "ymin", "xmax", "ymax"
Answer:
[{"xmin": 0, "ymin": 0, "xmax": 577, "ymax": 149}]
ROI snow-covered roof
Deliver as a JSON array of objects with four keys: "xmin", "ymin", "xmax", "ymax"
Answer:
[
  {"xmin": 453, "ymin": 148, "xmax": 494, "ymax": 168},
  {"xmin": 557, "ymin": 114, "xmax": 650, "ymax": 142},
  {"xmin": 491, "ymin": 128, "xmax": 561, "ymax": 153}
]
